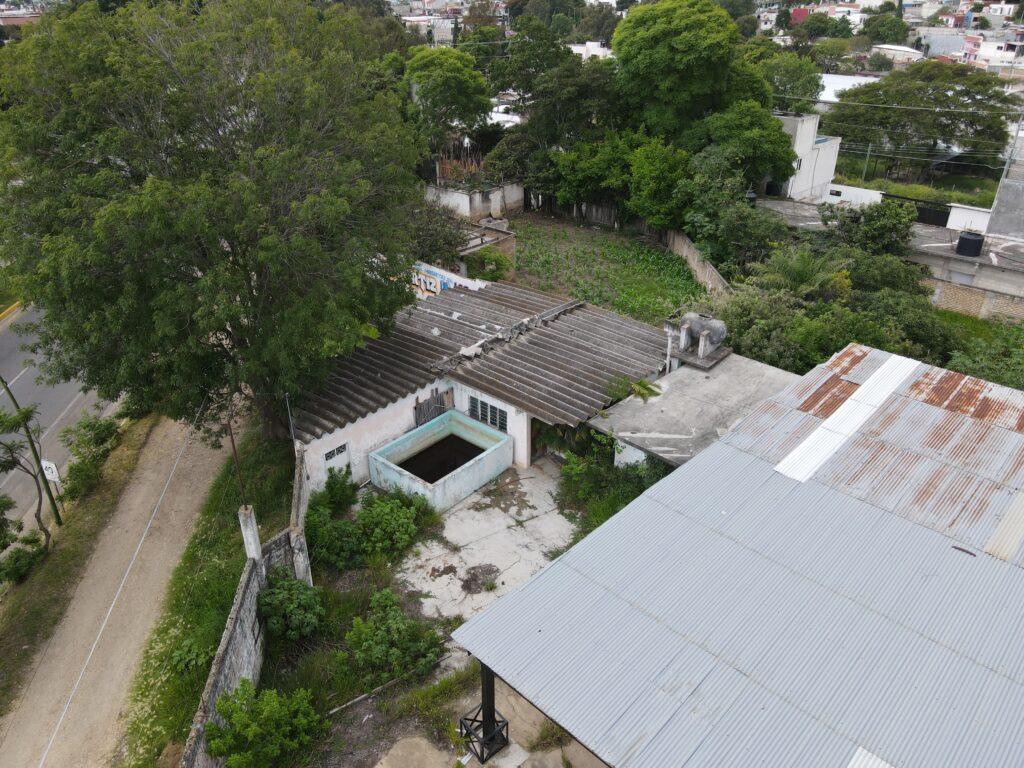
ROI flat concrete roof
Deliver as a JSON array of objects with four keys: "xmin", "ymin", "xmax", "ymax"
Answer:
[{"xmin": 588, "ymin": 354, "xmax": 798, "ymax": 465}]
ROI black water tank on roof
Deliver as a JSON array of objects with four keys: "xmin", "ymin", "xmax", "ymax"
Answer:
[{"xmin": 956, "ymin": 231, "xmax": 984, "ymax": 258}]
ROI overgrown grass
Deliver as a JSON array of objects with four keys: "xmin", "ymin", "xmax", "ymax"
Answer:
[
  {"xmin": 937, "ymin": 309, "xmax": 1002, "ymax": 345},
  {"xmin": 832, "ymin": 169, "xmax": 997, "ymax": 208},
  {"xmin": 509, "ymin": 214, "xmax": 704, "ymax": 325},
  {"xmin": 529, "ymin": 720, "xmax": 571, "ymax": 752},
  {"xmin": 0, "ymin": 414, "xmax": 158, "ymax": 716},
  {"xmin": 120, "ymin": 430, "xmax": 294, "ymax": 768},
  {"xmin": 380, "ymin": 661, "xmax": 480, "ymax": 746}
]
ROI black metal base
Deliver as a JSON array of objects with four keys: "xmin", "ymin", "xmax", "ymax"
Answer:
[{"xmin": 459, "ymin": 704, "xmax": 509, "ymax": 763}]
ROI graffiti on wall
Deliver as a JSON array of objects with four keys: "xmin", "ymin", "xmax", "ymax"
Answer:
[{"xmin": 412, "ymin": 262, "xmax": 487, "ymax": 298}]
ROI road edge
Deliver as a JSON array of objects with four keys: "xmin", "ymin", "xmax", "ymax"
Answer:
[{"xmin": 0, "ymin": 301, "xmax": 21, "ymax": 324}]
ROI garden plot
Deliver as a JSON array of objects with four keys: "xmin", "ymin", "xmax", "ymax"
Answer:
[{"xmin": 397, "ymin": 457, "xmax": 571, "ymax": 622}]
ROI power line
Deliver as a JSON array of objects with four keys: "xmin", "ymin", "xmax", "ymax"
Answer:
[
  {"xmin": 822, "ymin": 119, "xmax": 1013, "ymax": 148},
  {"xmin": 774, "ymin": 92, "xmax": 1023, "ymax": 116}
]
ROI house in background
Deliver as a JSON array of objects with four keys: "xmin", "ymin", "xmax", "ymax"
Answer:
[
  {"xmin": 870, "ymin": 43, "xmax": 926, "ymax": 66},
  {"xmin": 775, "ymin": 112, "xmax": 842, "ymax": 202}
]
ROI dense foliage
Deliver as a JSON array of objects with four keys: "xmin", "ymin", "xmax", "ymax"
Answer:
[
  {"xmin": 0, "ymin": 0, "xmax": 424, "ymax": 433},
  {"xmin": 344, "ymin": 588, "xmax": 443, "ymax": 688},
  {"xmin": 59, "ymin": 414, "xmax": 121, "ymax": 501},
  {"xmin": 206, "ymin": 680, "xmax": 324, "ymax": 768},
  {"xmin": 258, "ymin": 569, "xmax": 325, "ymax": 643}
]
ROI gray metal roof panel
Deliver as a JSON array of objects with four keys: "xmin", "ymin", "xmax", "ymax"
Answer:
[{"xmin": 454, "ymin": 346, "xmax": 1024, "ymax": 767}]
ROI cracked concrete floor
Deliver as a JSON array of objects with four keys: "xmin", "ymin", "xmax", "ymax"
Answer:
[{"xmin": 397, "ymin": 456, "xmax": 572, "ymax": 621}]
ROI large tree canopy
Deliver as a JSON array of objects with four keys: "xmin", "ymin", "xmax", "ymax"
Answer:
[
  {"xmin": 405, "ymin": 46, "xmax": 491, "ymax": 146},
  {"xmin": 684, "ymin": 99, "xmax": 797, "ymax": 184},
  {"xmin": 822, "ymin": 60, "xmax": 1021, "ymax": 158},
  {"xmin": 758, "ymin": 51, "xmax": 822, "ymax": 113},
  {"xmin": 0, "ymin": 0, "xmax": 424, "ymax": 432},
  {"xmin": 612, "ymin": 0, "xmax": 766, "ymax": 136}
]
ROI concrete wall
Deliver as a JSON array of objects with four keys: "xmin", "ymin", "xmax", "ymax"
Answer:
[
  {"xmin": 910, "ymin": 249, "xmax": 1024, "ymax": 319},
  {"xmin": 368, "ymin": 410, "xmax": 513, "ymax": 511},
  {"xmin": 452, "ymin": 381, "xmax": 531, "ymax": 467},
  {"xmin": 663, "ymin": 229, "xmax": 732, "ymax": 296},
  {"xmin": 303, "ymin": 380, "xmax": 446, "ymax": 488},
  {"xmin": 426, "ymin": 183, "xmax": 526, "ymax": 222},
  {"xmin": 179, "ymin": 529, "xmax": 304, "ymax": 768},
  {"xmin": 823, "ymin": 183, "xmax": 885, "ymax": 206},
  {"xmin": 947, "ymin": 203, "xmax": 991, "ymax": 233}
]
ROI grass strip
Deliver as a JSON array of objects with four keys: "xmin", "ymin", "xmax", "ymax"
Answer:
[{"xmin": 0, "ymin": 414, "xmax": 159, "ymax": 716}]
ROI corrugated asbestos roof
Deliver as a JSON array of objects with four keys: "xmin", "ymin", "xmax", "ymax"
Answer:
[
  {"xmin": 292, "ymin": 282, "xmax": 666, "ymax": 442},
  {"xmin": 453, "ymin": 344, "xmax": 1024, "ymax": 768}
]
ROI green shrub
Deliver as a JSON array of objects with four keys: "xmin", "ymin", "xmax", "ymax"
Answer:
[
  {"xmin": 258, "ymin": 568, "xmax": 324, "ymax": 642},
  {"xmin": 206, "ymin": 679, "xmax": 324, "ymax": 768},
  {"xmin": 321, "ymin": 466, "xmax": 358, "ymax": 512},
  {"xmin": 345, "ymin": 589, "xmax": 442, "ymax": 688},
  {"xmin": 465, "ymin": 245, "xmax": 512, "ymax": 281},
  {"xmin": 306, "ymin": 504, "xmax": 363, "ymax": 571},
  {"xmin": 60, "ymin": 413, "xmax": 122, "ymax": 501},
  {"xmin": 0, "ymin": 539, "xmax": 46, "ymax": 584},
  {"xmin": 356, "ymin": 493, "xmax": 433, "ymax": 560}
]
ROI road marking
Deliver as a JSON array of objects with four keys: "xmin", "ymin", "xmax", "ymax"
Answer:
[
  {"xmin": 8, "ymin": 366, "xmax": 29, "ymax": 387},
  {"xmin": 37, "ymin": 402, "xmax": 205, "ymax": 768}
]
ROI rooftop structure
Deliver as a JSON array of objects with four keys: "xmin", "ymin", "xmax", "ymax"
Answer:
[
  {"xmin": 589, "ymin": 354, "xmax": 798, "ymax": 466},
  {"xmin": 455, "ymin": 344, "xmax": 1024, "ymax": 767}
]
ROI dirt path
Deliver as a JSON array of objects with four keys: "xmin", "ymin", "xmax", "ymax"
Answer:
[{"xmin": 0, "ymin": 417, "xmax": 230, "ymax": 768}]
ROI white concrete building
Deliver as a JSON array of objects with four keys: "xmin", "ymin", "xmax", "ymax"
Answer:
[
  {"xmin": 568, "ymin": 41, "xmax": 613, "ymax": 59},
  {"xmin": 292, "ymin": 276, "xmax": 666, "ymax": 493},
  {"xmin": 776, "ymin": 112, "xmax": 842, "ymax": 202},
  {"xmin": 870, "ymin": 43, "xmax": 926, "ymax": 65}
]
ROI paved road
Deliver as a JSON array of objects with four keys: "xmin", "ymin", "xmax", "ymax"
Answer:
[{"xmin": 0, "ymin": 307, "xmax": 108, "ymax": 526}]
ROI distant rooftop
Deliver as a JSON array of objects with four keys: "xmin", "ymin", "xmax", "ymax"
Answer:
[{"xmin": 456, "ymin": 344, "xmax": 1024, "ymax": 768}]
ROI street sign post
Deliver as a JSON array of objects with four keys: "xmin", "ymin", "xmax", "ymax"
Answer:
[{"xmin": 41, "ymin": 459, "xmax": 60, "ymax": 484}]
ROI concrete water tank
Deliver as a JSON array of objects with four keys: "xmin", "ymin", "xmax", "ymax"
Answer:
[{"xmin": 956, "ymin": 231, "xmax": 984, "ymax": 258}]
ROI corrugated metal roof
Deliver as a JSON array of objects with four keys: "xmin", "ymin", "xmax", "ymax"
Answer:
[
  {"xmin": 453, "ymin": 344, "xmax": 1024, "ymax": 768},
  {"xmin": 291, "ymin": 283, "xmax": 666, "ymax": 441}
]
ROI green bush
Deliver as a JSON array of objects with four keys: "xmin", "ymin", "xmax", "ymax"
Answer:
[
  {"xmin": 60, "ymin": 413, "xmax": 122, "ymax": 501},
  {"xmin": 0, "ymin": 539, "xmax": 46, "ymax": 584},
  {"xmin": 465, "ymin": 245, "xmax": 512, "ymax": 281},
  {"xmin": 356, "ymin": 492, "xmax": 437, "ymax": 560},
  {"xmin": 258, "ymin": 568, "xmax": 324, "ymax": 642},
  {"xmin": 206, "ymin": 679, "xmax": 324, "ymax": 768},
  {"xmin": 345, "ymin": 589, "xmax": 442, "ymax": 688},
  {"xmin": 306, "ymin": 504, "xmax": 363, "ymax": 571},
  {"xmin": 321, "ymin": 466, "xmax": 358, "ymax": 512}
]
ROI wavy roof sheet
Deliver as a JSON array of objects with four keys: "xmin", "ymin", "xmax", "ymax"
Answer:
[
  {"xmin": 292, "ymin": 282, "xmax": 665, "ymax": 441},
  {"xmin": 453, "ymin": 344, "xmax": 1024, "ymax": 768}
]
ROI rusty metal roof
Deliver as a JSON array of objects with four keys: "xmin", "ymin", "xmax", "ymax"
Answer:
[
  {"xmin": 453, "ymin": 344, "xmax": 1024, "ymax": 768},
  {"xmin": 292, "ymin": 283, "xmax": 665, "ymax": 441}
]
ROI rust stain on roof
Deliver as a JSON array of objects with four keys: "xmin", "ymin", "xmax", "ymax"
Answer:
[
  {"xmin": 826, "ymin": 345, "xmax": 868, "ymax": 377},
  {"xmin": 947, "ymin": 377, "xmax": 989, "ymax": 415},
  {"xmin": 923, "ymin": 412, "xmax": 964, "ymax": 453},
  {"xmin": 912, "ymin": 370, "xmax": 966, "ymax": 407},
  {"xmin": 796, "ymin": 375, "xmax": 859, "ymax": 419}
]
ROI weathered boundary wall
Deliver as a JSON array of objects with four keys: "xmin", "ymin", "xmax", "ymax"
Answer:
[{"xmin": 180, "ymin": 449, "xmax": 313, "ymax": 768}]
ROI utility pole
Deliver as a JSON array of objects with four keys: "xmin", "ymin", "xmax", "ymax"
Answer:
[
  {"xmin": 0, "ymin": 374, "xmax": 61, "ymax": 525},
  {"xmin": 862, "ymin": 143, "xmax": 872, "ymax": 182}
]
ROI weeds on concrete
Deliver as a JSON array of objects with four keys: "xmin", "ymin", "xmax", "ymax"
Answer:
[
  {"xmin": 529, "ymin": 720, "xmax": 571, "ymax": 752},
  {"xmin": 380, "ymin": 661, "xmax": 480, "ymax": 746}
]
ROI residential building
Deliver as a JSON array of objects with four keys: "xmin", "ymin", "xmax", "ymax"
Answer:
[
  {"xmin": 455, "ymin": 343, "xmax": 1024, "ymax": 768},
  {"xmin": 819, "ymin": 72, "xmax": 882, "ymax": 106},
  {"xmin": 776, "ymin": 112, "xmax": 842, "ymax": 202},
  {"xmin": 568, "ymin": 41, "xmax": 613, "ymax": 59},
  {"xmin": 870, "ymin": 42, "xmax": 926, "ymax": 65},
  {"xmin": 291, "ymin": 277, "xmax": 666, "ymax": 504}
]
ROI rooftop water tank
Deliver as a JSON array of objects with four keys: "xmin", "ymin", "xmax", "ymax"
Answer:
[{"xmin": 956, "ymin": 231, "xmax": 984, "ymax": 258}]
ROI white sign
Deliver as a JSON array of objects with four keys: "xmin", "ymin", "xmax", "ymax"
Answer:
[{"xmin": 41, "ymin": 459, "xmax": 60, "ymax": 484}]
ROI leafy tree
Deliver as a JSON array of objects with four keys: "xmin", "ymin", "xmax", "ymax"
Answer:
[
  {"xmin": 735, "ymin": 15, "xmax": 758, "ymax": 36},
  {"xmin": 819, "ymin": 200, "xmax": 916, "ymax": 256},
  {"xmin": 852, "ymin": 289, "xmax": 954, "ymax": 364},
  {"xmin": 206, "ymin": 680, "xmax": 324, "ymax": 768},
  {"xmin": 406, "ymin": 46, "xmax": 491, "ymax": 146},
  {"xmin": 707, "ymin": 203, "xmax": 790, "ymax": 272},
  {"xmin": 0, "ymin": 0, "xmax": 423, "ymax": 434},
  {"xmin": 526, "ymin": 56, "xmax": 624, "ymax": 146},
  {"xmin": 822, "ymin": 61, "xmax": 1021, "ymax": 161},
  {"xmin": 775, "ymin": 7, "xmax": 791, "ymax": 28},
  {"xmin": 747, "ymin": 246, "xmax": 851, "ymax": 302},
  {"xmin": 684, "ymin": 100, "xmax": 796, "ymax": 184},
  {"xmin": 409, "ymin": 200, "xmax": 467, "ymax": 271},
  {"xmin": 948, "ymin": 323, "xmax": 1024, "ymax": 390},
  {"xmin": 572, "ymin": 3, "xmax": 619, "ymax": 44},
  {"xmin": 612, "ymin": 0, "xmax": 763, "ymax": 135},
  {"xmin": 813, "ymin": 38, "xmax": 850, "ymax": 71},
  {"xmin": 345, "ymin": 589, "xmax": 443, "ymax": 687},
  {"xmin": 843, "ymin": 245, "xmax": 927, "ymax": 294},
  {"xmin": 865, "ymin": 50, "xmax": 894, "ymax": 70},
  {"xmin": 800, "ymin": 12, "xmax": 834, "ymax": 38},
  {"xmin": 740, "ymin": 35, "xmax": 782, "ymax": 63},
  {"xmin": 490, "ymin": 15, "xmax": 573, "ymax": 100},
  {"xmin": 462, "ymin": 0, "xmax": 500, "ymax": 29},
  {"xmin": 0, "ymin": 406, "xmax": 52, "ymax": 549},
  {"xmin": 258, "ymin": 568, "xmax": 324, "ymax": 642},
  {"xmin": 716, "ymin": 0, "xmax": 755, "ymax": 19},
  {"xmin": 520, "ymin": 0, "xmax": 584, "ymax": 24},
  {"xmin": 554, "ymin": 131, "xmax": 644, "ymax": 206},
  {"xmin": 550, "ymin": 12, "xmax": 573, "ymax": 38},
  {"xmin": 626, "ymin": 138, "xmax": 691, "ymax": 228},
  {"xmin": 862, "ymin": 13, "xmax": 909, "ymax": 42},
  {"xmin": 459, "ymin": 26, "xmax": 506, "ymax": 76},
  {"xmin": 974, "ymin": 16, "xmax": 991, "ymax": 29},
  {"xmin": 759, "ymin": 51, "xmax": 822, "ymax": 112}
]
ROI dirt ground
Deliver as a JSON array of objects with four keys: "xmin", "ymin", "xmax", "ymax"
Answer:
[{"xmin": 0, "ymin": 417, "xmax": 230, "ymax": 768}]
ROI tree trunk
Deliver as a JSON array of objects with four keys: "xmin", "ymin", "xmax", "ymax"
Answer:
[{"xmin": 30, "ymin": 470, "xmax": 50, "ymax": 550}]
